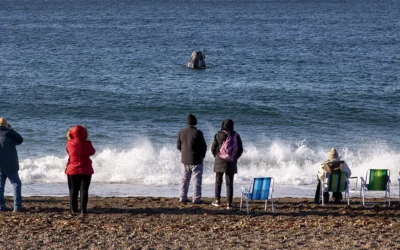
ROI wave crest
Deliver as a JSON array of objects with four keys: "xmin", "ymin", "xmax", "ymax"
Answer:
[{"xmin": 19, "ymin": 140, "xmax": 400, "ymax": 186}]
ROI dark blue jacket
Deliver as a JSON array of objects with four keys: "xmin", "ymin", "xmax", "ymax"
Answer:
[{"xmin": 0, "ymin": 126, "xmax": 23, "ymax": 175}]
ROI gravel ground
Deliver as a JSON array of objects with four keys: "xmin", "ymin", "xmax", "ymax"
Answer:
[{"xmin": 0, "ymin": 196, "xmax": 399, "ymax": 249}]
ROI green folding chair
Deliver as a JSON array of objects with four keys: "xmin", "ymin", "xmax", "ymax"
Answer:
[
  {"xmin": 360, "ymin": 169, "xmax": 391, "ymax": 207},
  {"xmin": 320, "ymin": 172, "xmax": 350, "ymax": 206}
]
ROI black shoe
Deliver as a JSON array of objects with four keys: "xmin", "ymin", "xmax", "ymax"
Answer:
[
  {"xmin": 179, "ymin": 198, "xmax": 189, "ymax": 203},
  {"xmin": 192, "ymin": 200, "xmax": 202, "ymax": 204},
  {"xmin": 13, "ymin": 207, "xmax": 29, "ymax": 213},
  {"xmin": 333, "ymin": 192, "xmax": 343, "ymax": 204},
  {"xmin": 334, "ymin": 199, "xmax": 342, "ymax": 204}
]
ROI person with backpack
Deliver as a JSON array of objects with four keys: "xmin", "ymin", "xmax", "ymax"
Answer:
[
  {"xmin": 211, "ymin": 119, "xmax": 243, "ymax": 209},
  {"xmin": 177, "ymin": 114, "xmax": 207, "ymax": 204},
  {"xmin": 314, "ymin": 147, "xmax": 352, "ymax": 204}
]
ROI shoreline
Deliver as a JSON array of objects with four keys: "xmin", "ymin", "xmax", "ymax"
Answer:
[
  {"xmin": 10, "ymin": 182, "xmax": 400, "ymax": 198},
  {"xmin": 1, "ymin": 196, "xmax": 399, "ymax": 249}
]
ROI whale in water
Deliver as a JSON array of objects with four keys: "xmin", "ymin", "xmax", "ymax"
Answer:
[{"xmin": 187, "ymin": 51, "xmax": 206, "ymax": 69}]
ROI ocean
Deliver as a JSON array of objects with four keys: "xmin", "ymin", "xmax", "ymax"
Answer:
[{"xmin": 1, "ymin": 0, "xmax": 399, "ymax": 198}]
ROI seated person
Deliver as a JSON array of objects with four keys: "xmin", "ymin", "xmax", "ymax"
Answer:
[{"xmin": 315, "ymin": 148, "xmax": 352, "ymax": 203}]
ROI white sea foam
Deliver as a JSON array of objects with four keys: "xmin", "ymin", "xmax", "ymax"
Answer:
[
  {"xmin": 19, "ymin": 139, "xmax": 400, "ymax": 188},
  {"xmin": 9, "ymin": 139, "xmax": 399, "ymax": 197}
]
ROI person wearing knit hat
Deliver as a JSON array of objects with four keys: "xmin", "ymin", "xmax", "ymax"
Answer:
[
  {"xmin": 186, "ymin": 114, "xmax": 197, "ymax": 126},
  {"xmin": 177, "ymin": 114, "xmax": 207, "ymax": 204},
  {"xmin": 0, "ymin": 117, "xmax": 25, "ymax": 212},
  {"xmin": 315, "ymin": 147, "xmax": 352, "ymax": 204}
]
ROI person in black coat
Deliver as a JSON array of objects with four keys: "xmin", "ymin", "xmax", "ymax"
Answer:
[
  {"xmin": 211, "ymin": 119, "xmax": 243, "ymax": 209},
  {"xmin": 177, "ymin": 114, "xmax": 207, "ymax": 204}
]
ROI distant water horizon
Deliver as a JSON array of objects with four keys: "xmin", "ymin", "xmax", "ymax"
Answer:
[{"xmin": 1, "ymin": 0, "xmax": 399, "ymax": 197}]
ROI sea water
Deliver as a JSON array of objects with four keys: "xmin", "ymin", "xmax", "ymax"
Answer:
[{"xmin": 1, "ymin": 0, "xmax": 399, "ymax": 198}]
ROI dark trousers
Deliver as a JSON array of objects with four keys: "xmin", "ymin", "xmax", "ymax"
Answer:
[
  {"xmin": 215, "ymin": 172, "xmax": 235, "ymax": 205},
  {"xmin": 314, "ymin": 179, "xmax": 342, "ymax": 204},
  {"xmin": 67, "ymin": 175, "xmax": 92, "ymax": 213}
]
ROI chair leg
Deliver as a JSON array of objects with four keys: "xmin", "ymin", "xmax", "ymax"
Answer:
[
  {"xmin": 271, "ymin": 197, "xmax": 274, "ymax": 213},
  {"xmin": 240, "ymin": 194, "xmax": 243, "ymax": 211},
  {"xmin": 246, "ymin": 198, "xmax": 249, "ymax": 214},
  {"xmin": 265, "ymin": 199, "xmax": 267, "ymax": 211},
  {"xmin": 362, "ymin": 188, "xmax": 366, "ymax": 207},
  {"xmin": 385, "ymin": 190, "xmax": 387, "ymax": 206},
  {"xmin": 387, "ymin": 188, "xmax": 390, "ymax": 207},
  {"xmin": 320, "ymin": 182, "xmax": 324, "ymax": 206}
]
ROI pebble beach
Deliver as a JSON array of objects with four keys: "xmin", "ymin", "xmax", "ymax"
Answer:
[{"xmin": 1, "ymin": 196, "xmax": 399, "ymax": 249}]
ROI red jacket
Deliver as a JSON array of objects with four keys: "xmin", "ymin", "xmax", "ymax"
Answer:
[{"xmin": 66, "ymin": 125, "xmax": 96, "ymax": 175}]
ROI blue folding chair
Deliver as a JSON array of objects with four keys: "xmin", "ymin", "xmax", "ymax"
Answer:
[{"xmin": 240, "ymin": 177, "xmax": 274, "ymax": 214}]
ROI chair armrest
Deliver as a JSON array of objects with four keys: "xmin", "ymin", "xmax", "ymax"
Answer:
[
  {"xmin": 349, "ymin": 176, "xmax": 359, "ymax": 187},
  {"xmin": 241, "ymin": 187, "xmax": 252, "ymax": 199}
]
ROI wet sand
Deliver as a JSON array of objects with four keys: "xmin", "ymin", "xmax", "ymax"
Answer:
[{"xmin": 0, "ymin": 196, "xmax": 399, "ymax": 249}]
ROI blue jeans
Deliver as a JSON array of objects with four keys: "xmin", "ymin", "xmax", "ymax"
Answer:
[{"xmin": 0, "ymin": 172, "xmax": 22, "ymax": 210}]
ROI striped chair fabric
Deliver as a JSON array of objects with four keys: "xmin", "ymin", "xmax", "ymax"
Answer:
[
  {"xmin": 326, "ymin": 172, "xmax": 348, "ymax": 193},
  {"xmin": 249, "ymin": 178, "xmax": 271, "ymax": 200},
  {"xmin": 241, "ymin": 177, "xmax": 274, "ymax": 213}
]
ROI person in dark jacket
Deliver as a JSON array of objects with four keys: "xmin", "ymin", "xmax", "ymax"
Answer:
[
  {"xmin": 177, "ymin": 114, "xmax": 207, "ymax": 204},
  {"xmin": 0, "ymin": 117, "xmax": 25, "ymax": 212},
  {"xmin": 211, "ymin": 119, "xmax": 243, "ymax": 209},
  {"xmin": 66, "ymin": 125, "xmax": 96, "ymax": 214}
]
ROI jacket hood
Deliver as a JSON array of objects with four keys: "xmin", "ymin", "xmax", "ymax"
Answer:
[
  {"xmin": 69, "ymin": 125, "xmax": 88, "ymax": 140},
  {"xmin": 221, "ymin": 119, "xmax": 234, "ymax": 133}
]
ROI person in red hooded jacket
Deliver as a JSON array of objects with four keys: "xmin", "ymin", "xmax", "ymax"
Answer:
[{"xmin": 65, "ymin": 125, "xmax": 96, "ymax": 214}]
